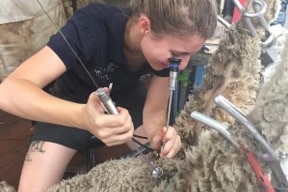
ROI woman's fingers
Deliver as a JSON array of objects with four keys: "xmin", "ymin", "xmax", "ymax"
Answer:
[
  {"xmin": 160, "ymin": 126, "xmax": 182, "ymax": 158},
  {"xmin": 100, "ymin": 127, "xmax": 135, "ymax": 146},
  {"xmin": 161, "ymin": 134, "xmax": 181, "ymax": 158},
  {"xmin": 85, "ymin": 92, "xmax": 134, "ymax": 146}
]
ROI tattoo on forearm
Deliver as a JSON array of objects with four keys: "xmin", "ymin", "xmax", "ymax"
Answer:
[{"xmin": 25, "ymin": 141, "xmax": 45, "ymax": 162}]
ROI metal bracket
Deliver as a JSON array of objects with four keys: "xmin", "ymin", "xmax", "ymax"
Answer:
[
  {"xmin": 213, "ymin": 95, "xmax": 288, "ymax": 190},
  {"xmin": 232, "ymin": 0, "xmax": 276, "ymax": 47}
]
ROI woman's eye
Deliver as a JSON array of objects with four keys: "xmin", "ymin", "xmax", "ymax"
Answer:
[
  {"xmin": 171, "ymin": 52, "xmax": 179, "ymax": 57},
  {"xmin": 171, "ymin": 52, "xmax": 191, "ymax": 58}
]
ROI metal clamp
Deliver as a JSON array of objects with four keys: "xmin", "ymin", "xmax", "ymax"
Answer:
[
  {"xmin": 232, "ymin": 0, "xmax": 276, "ymax": 47},
  {"xmin": 190, "ymin": 111, "xmax": 239, "ymax": 149},
  {"xmin": 213, "ymin": 95, "xmax": 288, "ymax": 189},
  {"xmin": 213, "ymin": 95, "xmax": 277, "ymax": 160}
]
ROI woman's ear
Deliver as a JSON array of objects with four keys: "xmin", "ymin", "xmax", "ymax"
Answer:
[{"xmin": 137, "ymin": 15, "xmax": 151, "ymax": 35}]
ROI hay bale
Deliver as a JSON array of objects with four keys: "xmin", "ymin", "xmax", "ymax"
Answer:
[{"xmin": 0, "ymin": 0, "xmax": 67, "ymax": 81}]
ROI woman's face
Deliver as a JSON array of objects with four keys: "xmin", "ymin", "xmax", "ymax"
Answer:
[{"xmin": 141, "ymin": 33, "xmax": 206, "ymax": 71}]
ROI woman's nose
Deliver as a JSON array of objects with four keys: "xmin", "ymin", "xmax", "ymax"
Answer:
[{"xmin": 179, "ymin": 55, "xmax": 191, "ymax": 70}]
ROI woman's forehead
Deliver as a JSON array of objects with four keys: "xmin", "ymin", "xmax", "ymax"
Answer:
[{"xmin": 163, "ymin": 34, "xmax": 206, "ymax": 52}]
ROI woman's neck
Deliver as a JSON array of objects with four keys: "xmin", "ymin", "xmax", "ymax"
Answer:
[{"xmin": 123, "ymin": 18, "xmax": 146, "ymax": 71}]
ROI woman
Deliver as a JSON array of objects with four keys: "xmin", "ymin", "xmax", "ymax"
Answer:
[{"xmin": 0, "ymin": 0, "xmax": 217, "ymax": 191}]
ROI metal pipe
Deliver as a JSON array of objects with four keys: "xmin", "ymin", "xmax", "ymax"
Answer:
[
  {"xmin": 232, "ymin": 0, "xmax": 246, "ymax": 13},
  {"xmin": 217, "ymin": 15, "xmax": 232, "ymax": 29},
  {"xmin": 213, "ymin": 95, "xmax": 278, "ymax": 160},
  {"xmin": 190, "ymin": 111, "xmax": 239, "ymax": 149}
]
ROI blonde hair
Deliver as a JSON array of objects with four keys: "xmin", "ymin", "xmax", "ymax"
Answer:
[{"xmin": 130, "ymin": 0, "xmax": 218, "ymax": 39}]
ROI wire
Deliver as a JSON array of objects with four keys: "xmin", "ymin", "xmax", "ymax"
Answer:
[
  {"xmin": 35, "ymin": 0, "xmax": 100, "ymax": 89},
  {"xmin": 133, "ymin": 134, "xmax": 148, "ymax": 140},
  {"xmin": 132, "ymin": 138, "xmax": 153, "ymax": 153}
]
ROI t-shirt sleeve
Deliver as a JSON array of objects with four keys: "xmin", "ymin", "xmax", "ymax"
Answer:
[{"xmin": 47, "ymin": 5, "xmax": 107, "ymax": 70}]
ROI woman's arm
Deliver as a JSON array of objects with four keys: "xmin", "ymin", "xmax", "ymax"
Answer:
[
  {"xmin": 0, "ymin": 46, "xmax": 85, "ymax": 127},
  {"xmin": 143, "ymin": 75, "xmax": 169, "ymax": 139},
  {"xmin": 0, "ymin": 46, "xmax": 134, "ymax": 146},
  {"xmin": 142, "ymin": 74, "xmax": 181, "ymax": 157}
]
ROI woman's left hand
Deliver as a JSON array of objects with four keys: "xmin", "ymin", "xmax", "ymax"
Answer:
[{"xmin": 151, "ymin": 126, "xmax": 182, "ymax": 158}]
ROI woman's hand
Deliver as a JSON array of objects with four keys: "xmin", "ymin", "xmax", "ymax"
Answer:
[
  {"xmin": 150, "ymin": 126, "xmax": 182, "ymax": 158},
  {"xmin": 82, "ymin": 92, "xmax": 134, "ymax": 146}
]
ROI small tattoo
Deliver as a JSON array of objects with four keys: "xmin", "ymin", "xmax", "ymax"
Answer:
[
  {"xmin": 29, "ymin": 141, "xmax": 45, "ymax": 153},
  {"xmin": 25, "ymin": 141, "xmax": 45, "ymax": 162}
]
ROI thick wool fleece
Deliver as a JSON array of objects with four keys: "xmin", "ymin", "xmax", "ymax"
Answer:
[
  {"xmin": 250, "ymin": 33, "xmax": 288, "ymax": 153},
  {"xmin": 48, "ymin": 156, "xmax": 185, "ymax": 192},
  {"xmin": 155, "ymin": 25, "xmax": 263, "ymax": 192},
  {"xmin": 175, "ymin": 26, "xmax": 262, "ymax": 150}
]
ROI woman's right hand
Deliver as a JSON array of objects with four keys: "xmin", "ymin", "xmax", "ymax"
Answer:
[{"xmin": 82, "ymin": 91, "xmax": 134, "ymax": 146}]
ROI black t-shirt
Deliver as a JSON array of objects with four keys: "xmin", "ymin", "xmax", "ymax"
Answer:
[{"xmin": 47, "ymin": 3, "xmax": 169, "ymax": 103}]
